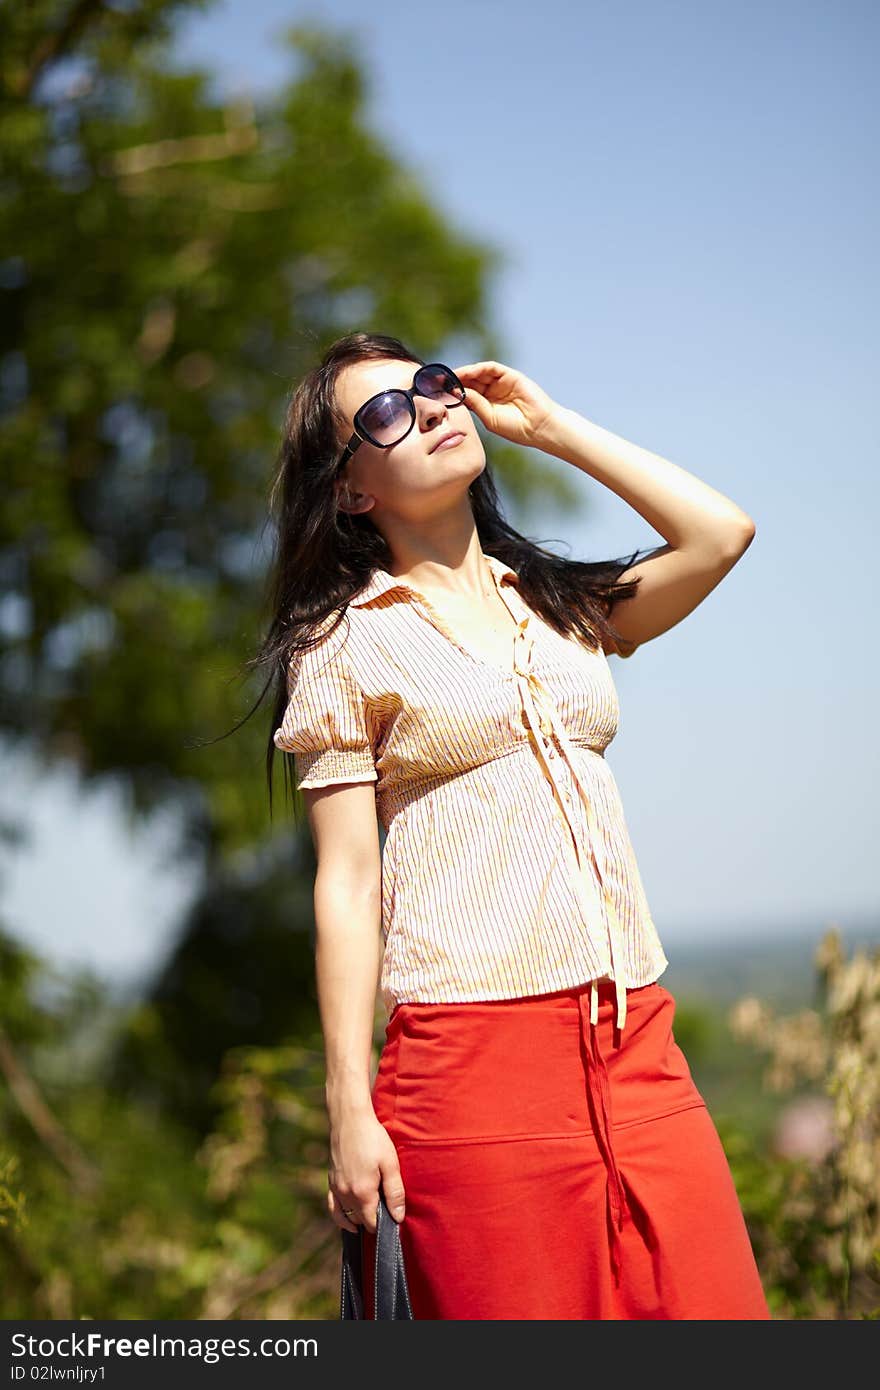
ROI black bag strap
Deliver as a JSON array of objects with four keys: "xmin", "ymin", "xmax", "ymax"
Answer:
[{"xmin": 340, "ymin": 1188, "xmax": 414, "ymax": 1319}]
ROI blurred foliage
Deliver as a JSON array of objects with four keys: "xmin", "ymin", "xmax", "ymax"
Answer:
[
  {"xmin": 107, "ymin": 840, "xmax": 322, "ymax": 1132},
  {"xmin": 0, "ymin": 924, "xmax": 341, "ymax": 1318},
  {"xmin": 727, "ymin": 927, "xmax": 880, "ymax": 1319}
]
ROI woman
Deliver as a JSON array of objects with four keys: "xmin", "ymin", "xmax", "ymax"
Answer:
[{"xmin": 266, "ymin": 330, "xmax": 771, "ymax": 1320}]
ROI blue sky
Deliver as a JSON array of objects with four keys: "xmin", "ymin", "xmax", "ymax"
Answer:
[{"xmin": 5, "ymin": 0, "xmax": 878, "ymax": 992}]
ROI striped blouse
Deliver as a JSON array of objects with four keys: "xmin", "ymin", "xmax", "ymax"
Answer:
[{"xmin": 273, "ymin": 552, "xmax": 669, "ymax": 1034}]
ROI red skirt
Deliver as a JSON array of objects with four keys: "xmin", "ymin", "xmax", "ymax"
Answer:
[{"xmin": 359, "ymin": 977, "xmax": 771, "ymax": 1320}]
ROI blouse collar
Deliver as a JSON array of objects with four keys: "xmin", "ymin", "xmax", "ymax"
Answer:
[{"xmin": 347, "ymin": 552, "xmax": 519, "ymax": 607}]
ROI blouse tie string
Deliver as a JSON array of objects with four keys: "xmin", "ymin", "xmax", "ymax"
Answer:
[{"xmin": 512, "ymin": 616, "xmax": 629, "ymax": 1034}]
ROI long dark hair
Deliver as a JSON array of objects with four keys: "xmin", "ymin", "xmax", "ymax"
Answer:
[{"xmin": 246, "ymin": 332, "xmax": 648, "ymax": 816}]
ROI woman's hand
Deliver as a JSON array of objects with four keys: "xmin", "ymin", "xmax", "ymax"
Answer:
[
  {"xmin": 454, "ymin": 360, "xmax": 561, "ymax": 449},
  {"xmin": 327, "ymin": 1111, "xmax": 406, "ymax": 1235}
]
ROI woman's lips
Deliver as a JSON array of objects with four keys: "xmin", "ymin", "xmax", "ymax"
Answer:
[{"xmin": 432, "ymin": 432, "xmax": 465, "ymax": 452}]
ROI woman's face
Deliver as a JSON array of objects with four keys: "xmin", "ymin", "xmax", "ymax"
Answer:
[{"xmin": 333, "ymin": 357, "xmax": 486, "ymax": 523}]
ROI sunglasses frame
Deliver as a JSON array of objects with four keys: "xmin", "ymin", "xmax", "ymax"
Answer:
[{"xmin": 335, "ymin": 362, "xmax": 466, "ymax": 473}]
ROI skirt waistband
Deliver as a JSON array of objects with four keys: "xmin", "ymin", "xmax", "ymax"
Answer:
[{"xmin": 387, "ymin": 975, "xmax": 662, "ymax": 1026}]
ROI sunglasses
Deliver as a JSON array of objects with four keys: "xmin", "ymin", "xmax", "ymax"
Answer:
[{"xmin": 335, "ymin": 362, "xmax": 466, "ymax": 471}]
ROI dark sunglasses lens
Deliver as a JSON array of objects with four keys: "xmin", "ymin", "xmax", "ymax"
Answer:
[
  {"xmin": 416, "ymin": 364, "xmax": 465, "ymax": 402},
  {"xmin": 357, "ymin": 365, "xmax": 464, "ymax": 447},
  {"xmin": 359, "ymin": 391, "xmax": 412, "ymax": 445}
]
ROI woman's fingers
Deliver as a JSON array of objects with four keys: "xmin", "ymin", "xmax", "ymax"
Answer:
[
  {"xmin": 456, "ymin": 363, "xmax": 517, "ymax": 406},
  {"xmin": 462, "ymin": 386, "xmax": 494, "ymax": 423},
  {"xmin": 455, "ymin": 360, "xmax": 505, "ymax": 381},
  {"xmin": 327, "ymin": 1187, "xmax": 360, "ymax": 1234},
  {"xmin": 362, "ymin": 1203, "xmax": 379, "ymax": 1235},
  {"xmin": 328, "ymin": 1186, "xmax": 384, "ymax": 1235},
  {"xmin": 379, "ymin": 1165, "xmax": 406, "ymax": 1224}
]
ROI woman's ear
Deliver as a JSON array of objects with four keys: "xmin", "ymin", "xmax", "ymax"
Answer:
[{"xmin": 335, "ymin": 477, "xmax": 374, "ymax": 516}]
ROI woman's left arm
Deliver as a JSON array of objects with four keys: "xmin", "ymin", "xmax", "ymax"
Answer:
[
  {"xmin": 538, "ymin": 405, "xmax": 755, "ymax": 652},
  {"xmin": 456, "ymin": 360, "xmax": 756, "ymax": 654}
]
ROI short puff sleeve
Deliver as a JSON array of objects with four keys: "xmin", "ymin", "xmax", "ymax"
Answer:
[{"xmin": 273, "ymin": 629, "xmax": 377, "ymax": 789}]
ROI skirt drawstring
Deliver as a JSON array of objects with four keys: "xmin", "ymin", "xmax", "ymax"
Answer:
[{"xmin": 579, "ymin": 981, "xmax": 630, "ymax": 1281}]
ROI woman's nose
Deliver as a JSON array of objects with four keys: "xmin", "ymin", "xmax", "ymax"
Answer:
[{"xmin": 418, "ymin": 398, "xmax": 449, "ymax": 431}]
